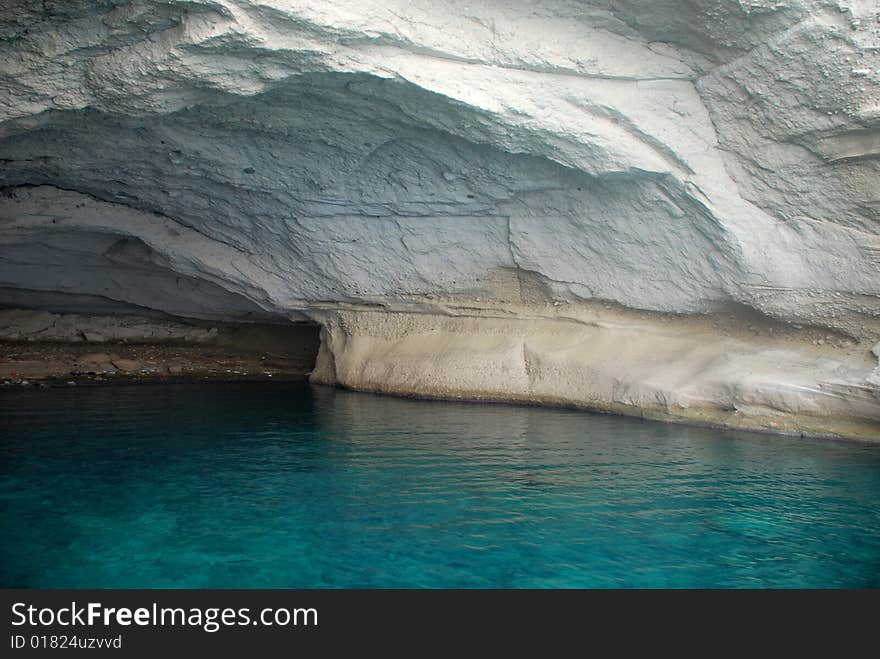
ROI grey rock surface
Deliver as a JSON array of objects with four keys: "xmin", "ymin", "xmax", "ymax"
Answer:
[{"xmin": 0, "ymin": 1, "xmax": 878, "ymax": 436}]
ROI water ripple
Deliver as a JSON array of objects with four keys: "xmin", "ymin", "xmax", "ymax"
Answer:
[{"xmin": 1, "ymin": 382, "xmax": 879, "ymax": 588}]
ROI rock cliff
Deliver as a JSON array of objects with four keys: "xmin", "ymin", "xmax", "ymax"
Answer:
[{"xmin": 1, "ymin": 1, "xmax": 878, "ymax": 437}]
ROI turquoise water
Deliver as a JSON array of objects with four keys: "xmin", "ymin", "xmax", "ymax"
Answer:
[{"xmin": 1, "ymin": 381, "xmax": 878, "ymax": 588}]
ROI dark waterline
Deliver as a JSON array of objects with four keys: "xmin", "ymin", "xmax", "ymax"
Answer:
[{"xmin": 1, "ymin": 382, "xmax": 878, "ymax": 588}]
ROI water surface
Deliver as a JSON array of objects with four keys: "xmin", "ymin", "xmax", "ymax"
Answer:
[{"xmin": 1, "ymin": 382, "xmax": 878, "ymax": 587}]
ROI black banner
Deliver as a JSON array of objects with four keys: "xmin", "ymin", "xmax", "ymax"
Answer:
[{"xmin": 2, "ymin": 589, "xmax": 877, "ymax": 654}]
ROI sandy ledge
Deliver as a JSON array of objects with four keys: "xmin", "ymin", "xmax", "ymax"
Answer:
[
  {"xmin": 0, "ymin": 340, "xmax": 313, "ymax": 387},
  {"xmin": 0, "ymin": 309, "xmax": 318, "ymax": 386}
]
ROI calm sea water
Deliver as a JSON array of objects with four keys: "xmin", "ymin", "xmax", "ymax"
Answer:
[{"xmin": 1, "ymin": 382, "xmax": 878, "ymax": 588}]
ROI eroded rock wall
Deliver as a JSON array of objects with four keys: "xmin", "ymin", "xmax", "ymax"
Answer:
[
  {"xmin": 1, "ymin": 1, "xmax": 878, "ymax": 436},
  {"xmin": 309, "ymin": 304, "xmax": 880, "ymax": 440}
]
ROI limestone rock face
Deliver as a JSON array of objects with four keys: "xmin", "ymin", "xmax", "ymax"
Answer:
[{"xmin": 1, "ymin": 1, "xmax": 878, "ymax": 436}]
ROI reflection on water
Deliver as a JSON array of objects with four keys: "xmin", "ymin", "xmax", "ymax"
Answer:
[{"xmin": 1, "ymin": 382, "xmax": 878, "ymax": 588}]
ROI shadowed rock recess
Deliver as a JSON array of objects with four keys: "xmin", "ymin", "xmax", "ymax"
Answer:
[{"xmin": 1, "ymin": 1, "xmax": 878, "ymax": 438}]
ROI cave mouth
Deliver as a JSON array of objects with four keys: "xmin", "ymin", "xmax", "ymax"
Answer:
[
  {"xmin": 0, "ymin": 221, "xmax": 323, "ymax": 382},
  {"xmin": 0, "ymin": 302, "xmax": 322, "ymax": 383}
]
